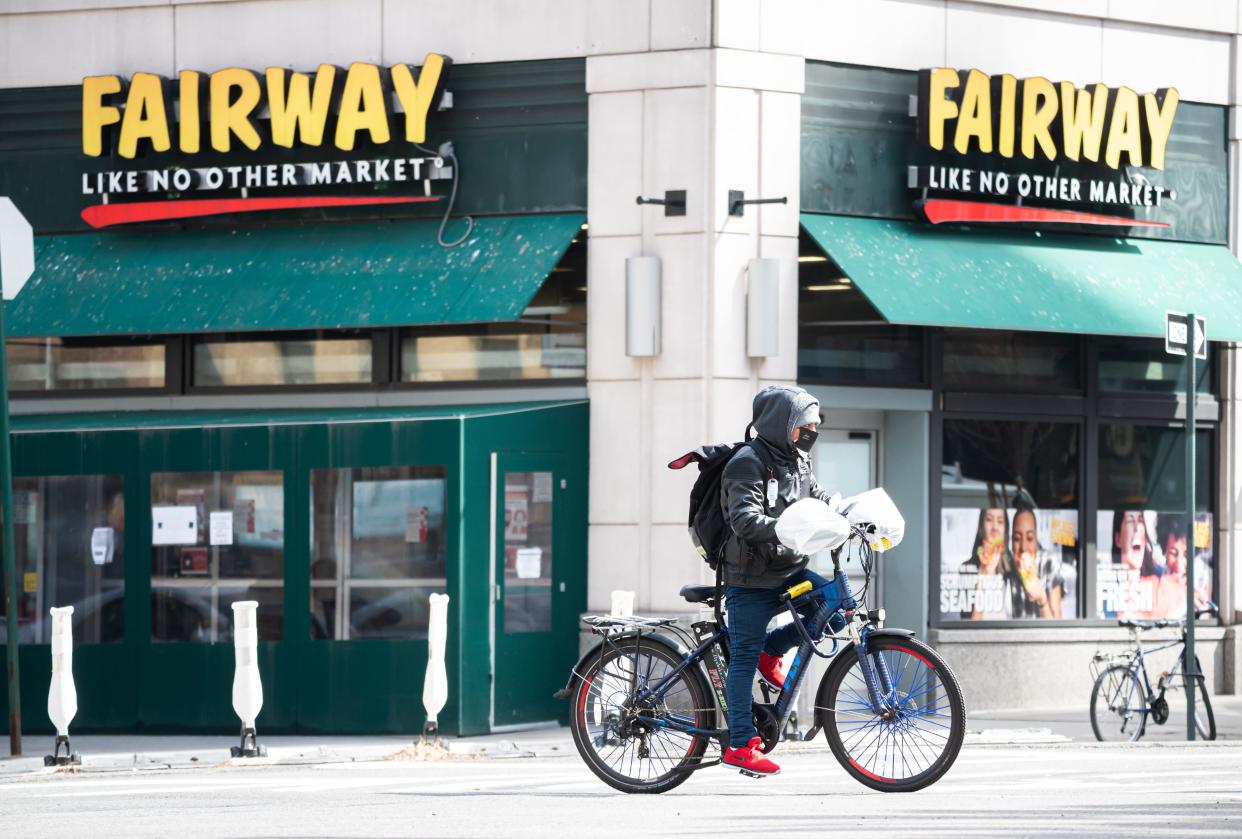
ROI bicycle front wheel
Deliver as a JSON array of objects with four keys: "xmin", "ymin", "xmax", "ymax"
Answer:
[
  {"xmin": 816, "ymin": 635, "xmax": 966, "ymax": 792},
  {"xmin": 568, "ymin": 636, "xmax": 712, "ymax": 794},
  {"xmin": 1189, "ymin": 656, "xmax": 1216, "ymax": 741},
  {"xmin": 1090, "ymin": 664, "xmax": 1147, "ymax": 742}
]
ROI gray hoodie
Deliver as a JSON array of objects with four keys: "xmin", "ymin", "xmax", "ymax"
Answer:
[{"xmin": 718, "ymin": 385, "xmax": 833, "ymax": 588}]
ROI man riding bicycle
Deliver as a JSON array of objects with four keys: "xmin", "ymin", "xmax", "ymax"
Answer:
[{"xmin": 719, "ymin": 385, "xmax": 838, "ymax": 777}]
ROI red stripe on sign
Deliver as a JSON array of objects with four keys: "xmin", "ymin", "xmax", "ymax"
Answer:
[
  {"xmin": 920, "ymin": 198, "xmax": 1169, "ymax": 228},
  {"xmin": 81, "ymin": 195, "xmax": 441, "ymax": 228}
]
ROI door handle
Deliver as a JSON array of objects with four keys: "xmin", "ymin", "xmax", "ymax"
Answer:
[{"xmin": 492, "ymin": 584, "xmax": 502, "ymax": 603}]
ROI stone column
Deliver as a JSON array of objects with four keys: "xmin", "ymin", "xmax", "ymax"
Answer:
[{"xmin": 584, "ymin": 2, "xmax": 804, "ymax": 613}]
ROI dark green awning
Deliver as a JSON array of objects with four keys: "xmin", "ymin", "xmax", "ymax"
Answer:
[
  {"xmin": 9, "ymin": 213, "xmax": 584, "ymax": 337},
  {"xmin": 801, "ymin": 213, "xmax": 1242, "ymax": 341}
]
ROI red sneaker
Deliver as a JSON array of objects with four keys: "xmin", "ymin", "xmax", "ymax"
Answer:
[
  {"xmin": 723, "ymin": 737, "xmax": 780, "ymax": 777},
  {"xmin": 758, "ymin": 652, "xmax": 786, "ymax": 688}
]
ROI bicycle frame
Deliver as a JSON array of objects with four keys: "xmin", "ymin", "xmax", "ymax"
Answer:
[
  {"xmin": 631, "ymin": 566, "xmax": 897, "ymax": 750},
  {"xmin": 1125, "ymin": 630, "xmax": 1200, "ymax": 705}
]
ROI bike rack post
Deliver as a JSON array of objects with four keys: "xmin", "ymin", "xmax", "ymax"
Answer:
[
  {"xmin": 423, "ymin": 593, "xmax": 450, "ymax": 739},
  {"xmin": 44, "ymin": 606, "xmax": 80, "ymax": 767},
  {"xmin": 230, "ymin": 601, "xmax": 266, "ymax": 758}
]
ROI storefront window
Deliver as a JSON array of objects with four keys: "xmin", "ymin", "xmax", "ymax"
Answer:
[
  {"xmin": 1098, "ymin": 337, "xmax": 1214, "ymax": 394},
  {"xmin": 1097, "ymin": 425, "xmax": 1213, "ymax": 620},
  {"xmin": 193, "ymin": 333, "xmax": 372, "ymax": 387},
  {"xmin": 0, "ymin": 475, "xmax": 125, "ymax": 644},
  {"xmin": 150, "ymin": 470, "xmax": 284, "ymax": 642},
  {"xmin": 943, "ymin": 330, "xmax": 1080, "ymax": 391},
  {"xmin": 401, "ymin": 326, "xmax": 585, "ymax": 382},
  {"xmin": 503, "ymin": 471, "xmax": 554, "ymax": 633},
  {"xmin": 798, "ymin": 325, "xmax": 925, "ymax": 387},
  {"xmin": 309, "ymin": 466, "xmax": 447, "ymax": 640},
  {"xmin": 939, "ymin": 420, "xmax": 1079, "ymax": 622},
  {"xmin": 7, "ymin": 337, "xmax": 164, "ymax": 391}
]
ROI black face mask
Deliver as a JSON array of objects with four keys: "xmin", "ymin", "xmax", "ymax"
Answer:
[{"xmin": 793, "ymin": 427, "xmax": 818, "ymax": 453}]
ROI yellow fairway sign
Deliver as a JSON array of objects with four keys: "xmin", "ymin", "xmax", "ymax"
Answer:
[
  {"xmin": 82, "ymin": 55, "xmax": 451, "ymax": 159},
  {"xmin": 917, "ymin": 68, "xmax": 1179, "ymax": 170}
]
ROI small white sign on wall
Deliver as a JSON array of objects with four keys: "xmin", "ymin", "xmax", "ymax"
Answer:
[
  {"xmin": 209, "ymin": 511, "xmax": 234, "ymax": 546},
  {"xmin": 152, "ymin": 505, "xmax": 198, "ymax": 546}
]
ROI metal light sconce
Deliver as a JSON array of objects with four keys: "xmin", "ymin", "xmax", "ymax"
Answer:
[
  {"xmin": 729, "ymin": 190, "xmax": 787, "ymax": 217},
  {"xmin": 626, "ymin": 256, "xmax": 662, "ymax": 356},
  {"xmin": 746, "ymin": 257, "xmax": 780, "ymax": 358},
  {"xmin": 635, "ymin": 190, "xmax": 687, "ymax": 217}
]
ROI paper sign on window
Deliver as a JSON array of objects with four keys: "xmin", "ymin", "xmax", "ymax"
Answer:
[
  {"xmin": 516, "ymin": 547, "xmax": 542, "ymax": 580},
  {"xmin": 532, "ymin": 472, "xmax": 553, "ymax": 503},
  {"xmin": 209, "ymin": 511, "xmax": 234, "ymax": 546},
  {"xmin": 152, "ymin": 505, "xmax": 198, "ymax": 546},
  {"xmin": 90, "ymin": 527, "xmax": 115, "ymax": 565}
]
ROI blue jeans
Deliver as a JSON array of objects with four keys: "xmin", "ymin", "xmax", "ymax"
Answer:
[{"xmin": 723, "ymin": 568, "xmax": 836, "ymax": 748}]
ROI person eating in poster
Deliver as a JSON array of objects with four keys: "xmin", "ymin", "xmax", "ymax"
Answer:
[
  {"xmin": 1010, "ymin": 506, "xmax": 1066, "ymax": 618},
  {"xmin": 957, "ymin": 508, "xmax": 1018, "ymax": 620}
]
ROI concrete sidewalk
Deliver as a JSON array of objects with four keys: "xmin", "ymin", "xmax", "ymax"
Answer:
[
  {"xmin": 3, "ymin": 695, "xmax": 1240, "ymax": 779},
  {"xmin": 969, "ymin": 693, "xmax": 1242, "ymax": 743},
  {"xmin": 0, "ymin": 725, "xmax": 575, "ymax": 778}
]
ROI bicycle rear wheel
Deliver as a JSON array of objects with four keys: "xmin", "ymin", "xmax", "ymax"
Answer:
[
  {"xmin": 816, "ymin": 635, "xmax": 965, "ymax": 792},
  {"xmin": 568, "ymin": 636, "xmax": 712, "ymax": 794},
  {"xmin": 1090, "ymin": 664, "xmax": 1147, "ymax": 742}
]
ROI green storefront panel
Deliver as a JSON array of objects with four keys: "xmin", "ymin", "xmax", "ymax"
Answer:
[
  {"xmin": 0, "ymin": 401, "xmax": 587, "ymax": 736},
  {"xmin": 801, "ymin": 212, "xmax": 1242, "ymax": 340},
  {"xmin": 10, "ymin": 213, "xmax": 585, "ymax": 337}
]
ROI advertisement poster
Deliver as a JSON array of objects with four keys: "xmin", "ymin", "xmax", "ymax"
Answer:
[
  {"xmin": 234, "ymin": 484, "xmax": 284, "ymax": 549},
  {"xmin": 404, "ymin": 506, "xmax": 429, "ymax": 544},
  {"xmin": 180, "ymin": 546, "xmax": 209, "ymax": 576},
  {"xmin": 505, "ymin": 484, "xmax": 529, "ymax": 543},
  {"xmin": 1096, "ymin": 511, "xmax": 1213, "ymax": 619},
  {"xmin": 940, "ymin": 507, "xmax": 1078, "ymax": 621}
]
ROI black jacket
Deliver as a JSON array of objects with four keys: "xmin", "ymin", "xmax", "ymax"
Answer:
[{"xmin": 719, "ymin": 386, "xmax": 833, "ymax": 588}]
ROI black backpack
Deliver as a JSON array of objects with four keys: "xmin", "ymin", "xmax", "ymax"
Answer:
[{"xmin": 667, "ymin": 431, "xmax": 770, "ymax": 570}]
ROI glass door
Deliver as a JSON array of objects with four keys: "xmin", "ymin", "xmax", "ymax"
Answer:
[
  {"xmin": 813, "ymin": 429, "xmax": 879, "ymax": 596},
  {"xmin": 491, "ymin": 451, "xmax": 570, "ymax": 728}
]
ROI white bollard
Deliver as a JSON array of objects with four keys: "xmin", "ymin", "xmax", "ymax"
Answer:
[
  {"xmin": 610, "ymin": 590, "xmax": 635, "ymax": 617},
  {"xmin": 44, "ymin": 606, "xmax": 80, "ymax": 766},
  {"xmin": 422, "ymin": 593, "xmax": 450, "ymax": 738},
  {"xmin": 229, "ymin": 600, "xmax": 265, "ymax": 758}
]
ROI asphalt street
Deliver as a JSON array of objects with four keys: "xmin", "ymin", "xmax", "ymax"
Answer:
[{"xmin": 2, "ymin": 742, "xmax": 1240, "ymax": 838}]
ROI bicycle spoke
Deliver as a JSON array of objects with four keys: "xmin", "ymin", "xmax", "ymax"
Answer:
[
  {"xmin": 828, "ymin": 644, "xmax": 959, "ymax": 783},
  {"xmin": 575, "ymin": 644, "xmax": 711, "ymax": 787}
]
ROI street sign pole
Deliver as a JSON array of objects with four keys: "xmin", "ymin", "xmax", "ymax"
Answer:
[
  {"xmin": 0, "ymin": 292, "xmax": 18, "ymax": 756},
  {"xmin": 0, "ymin": 196, "xmax": 33, "ymax": 758},
  {"xmin": 1184, "ymin": 312, "xmax": 1197, "ymax": 741}
]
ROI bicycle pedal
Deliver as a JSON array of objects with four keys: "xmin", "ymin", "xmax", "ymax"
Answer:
[{"xmin": 736, "ymin": 768, "xmax": 779, "ymax": 779}]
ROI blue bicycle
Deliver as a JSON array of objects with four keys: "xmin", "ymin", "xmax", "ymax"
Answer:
[
  {"xmin": 1089, "ymin": 603, "xmax": 1219, "ymax": 742},
  {"xmin": 557, "ymin": 524, "xmax": 966, "ymax": 793}
]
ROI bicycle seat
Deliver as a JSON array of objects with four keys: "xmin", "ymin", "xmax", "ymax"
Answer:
[{"xmin": 679, "ymin": 584, "xmax": 717, "ymax": 604}]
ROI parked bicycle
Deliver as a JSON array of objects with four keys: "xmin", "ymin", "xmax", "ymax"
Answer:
[
  {"xmin": 555, "ymin": 517, "xmax": 966, "ymax": 794},
  {"xmin": 1089, "ymin": 602, "xmax": 1219, "ymax": 742}
]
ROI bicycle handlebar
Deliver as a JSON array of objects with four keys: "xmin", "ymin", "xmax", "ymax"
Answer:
[{"xmin": 1117, "ymin": 600, "xmax": 1218, "ymax": 630}]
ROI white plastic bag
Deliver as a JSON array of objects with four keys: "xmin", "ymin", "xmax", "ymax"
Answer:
[
  {"xmin": 775, "ymin": 498, "xmax": 851, "ymax": 555},
  {"xmin": 839, "ymin": 488, "xmax": 905, "ymax": 552}
]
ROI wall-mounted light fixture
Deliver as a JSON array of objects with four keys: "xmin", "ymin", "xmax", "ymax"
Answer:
[
  {"xmin": 747, "ymin": 257, "xmax": 780, "ymax": 358},
  {"xmin": 635, "ymin": 190, "xmax": 686, "ymax": 217},
  {"xmin": 728, "ymin": 190, "xmax": 787, "ymax": 217},
  {"xmin": 626, "ymin": 256, "xmax": 661, "ymax": 357}
]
